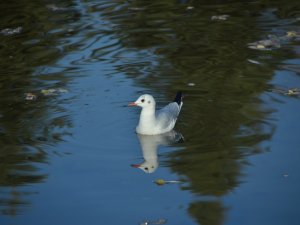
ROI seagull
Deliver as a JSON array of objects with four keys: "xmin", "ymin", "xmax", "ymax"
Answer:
[{"xmin": 128, "ymin": 92, "xmax": 183, "ymax": 135}]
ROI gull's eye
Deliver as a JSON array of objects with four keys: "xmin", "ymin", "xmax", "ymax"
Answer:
[
  {"xmin": 148, "ymin": 101, "xmax": 151, "ymax": 104},
  {"xmin": 141, "ymin": 99, "xmax": 145, "ymax": 103}
]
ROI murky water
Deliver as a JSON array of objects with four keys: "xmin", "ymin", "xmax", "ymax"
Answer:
[{"xmin": 1, "ymin": 0, "xmax": 300, "ymax": 224}]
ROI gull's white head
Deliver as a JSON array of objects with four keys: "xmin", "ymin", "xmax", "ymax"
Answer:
[
  {"xmin": 128, "ymin": 94, "xmax": 156, "ymax": 108},
  {"xmin": 131, "ymin": 161, "xmax": 158, "ymax": 173}
]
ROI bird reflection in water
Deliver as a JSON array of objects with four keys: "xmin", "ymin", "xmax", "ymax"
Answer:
[{"xmin": 131, "ymin": 130, "xmax": 183, "ymax": 173}]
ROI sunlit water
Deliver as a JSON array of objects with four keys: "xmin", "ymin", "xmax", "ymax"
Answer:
[{"xmin": 1, "ymin": 1, "xmax": 300, "ymax": 225}]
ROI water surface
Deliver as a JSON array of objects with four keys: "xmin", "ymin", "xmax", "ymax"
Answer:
[{"xmin": 1, "ymin": 0, "xmax": 300, "ymax": 224}]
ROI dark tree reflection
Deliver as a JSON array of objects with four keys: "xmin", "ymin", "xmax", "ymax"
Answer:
[
  {"xmin": 96, "ymin": 0, "xmax": 300, "ymax": 224},
  {"xmin": 189, "ymin": 201, "xmax": 227, "ymax": 225},
  {"xmin": 1, "ymin": 0, "xmax": 299, "ymax": 222},
  {"xmin": 0, "ymin": 0, "xmax": 77, "ymax": 215}
]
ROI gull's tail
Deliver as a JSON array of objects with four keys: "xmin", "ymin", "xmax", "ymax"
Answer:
[{"xmin": 173, "ymin": 91, "xmax": 183, "ymax": 107}]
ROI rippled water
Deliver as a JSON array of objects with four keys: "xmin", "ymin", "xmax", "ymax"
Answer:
[{"xmin": 1, "ymin": 0, "xmax": 300, "ymax": 225}]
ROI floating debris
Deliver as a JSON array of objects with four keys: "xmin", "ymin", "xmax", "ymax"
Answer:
[
  {"xmin": 286, "ymin": 31, "xmax": 300, "ymax": 39},
  {"xmin": 187, "ymin": 82, "xmax": 196, "ymax": 86},
  {"xmin": 283, "ymin": 173, "xmax": 289, "ymax": 178},
  {"xmin": 140, "ymin": 219, "xmax": 167, "ymax": 225},
  {"xmin": 247, "ymin": 59, "xmax": 261, "ymax": 65},
  {"xmin": 248, "ymin": 38, "xmax": 281, "ymax": 50},
  {"xmin": 186, "ymin": 6, "xmax": 194, "ymax": 10},
  {"xmin": 285, "ymin": 88, "xmax": 300, "ymax": 96},
  {"xmin": 67, "ymin": 28, "xmax": 75, "ymax": 33},
  {"xmin": 153, "ymin": 179, "xmax": 181, "ymax": 186},
  {"xmin": 25, "ymin": 93, "xmax": 37, "ymax": 101},
  {"xmin": 46, "ymin": 4, "xmax": 68, "ymax": 12},
  {"xmin": 211, "ymin": 15, "xmax": 230, "ymax": 21},
  {"xmin": 248, "ymin": 31, "xmax": 300, "ymax": 51},
  {"xmin": 25, "ymin": 88, "xmax": 68, "ymax": 100},
  {"xmin": 128, "ymin": 7, "xmax": 145, "ymax": 11},
  {"xmin": 0, "ymin": 27, "xmax": 23, "ymax": 36},
  {"xmin": 41, "ymin": 88, "xmax": 68, "ymax": 96},
  {"xmin": 154, "ymin": 179, "xmax": 166, "ymax": 185},
  {"xmin": 270, "ymin": 87, "xmax": 300, "ymax": 97}
]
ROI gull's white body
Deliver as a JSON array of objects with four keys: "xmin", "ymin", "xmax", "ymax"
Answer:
[{"xmin": 130, "ymin": 92, "xmax": 183, "ymax": 135}]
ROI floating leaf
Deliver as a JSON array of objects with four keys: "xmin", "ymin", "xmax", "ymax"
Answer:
[
  {"xmin": 154, "ymin": 179, "xmax": 166, "ymax": 185},
  {"xmin": 286, "ymin": 31, "xmax": 300, "ymax": 38},
  {"xmin": 154, "ymin": 179, "xmax": 181, "ymax": 186},
  {"xmin": 41, "ymin": 88, "xmax": 68, "ymax": 96},
  {"xmin": 41, "ymin": 89, "xmax": 56, "ymax": 96}
]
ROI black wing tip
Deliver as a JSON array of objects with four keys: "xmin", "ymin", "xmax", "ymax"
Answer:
[{"xmin": 174, "ymin": 91, "xmax": 183, "ymax": 105}]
